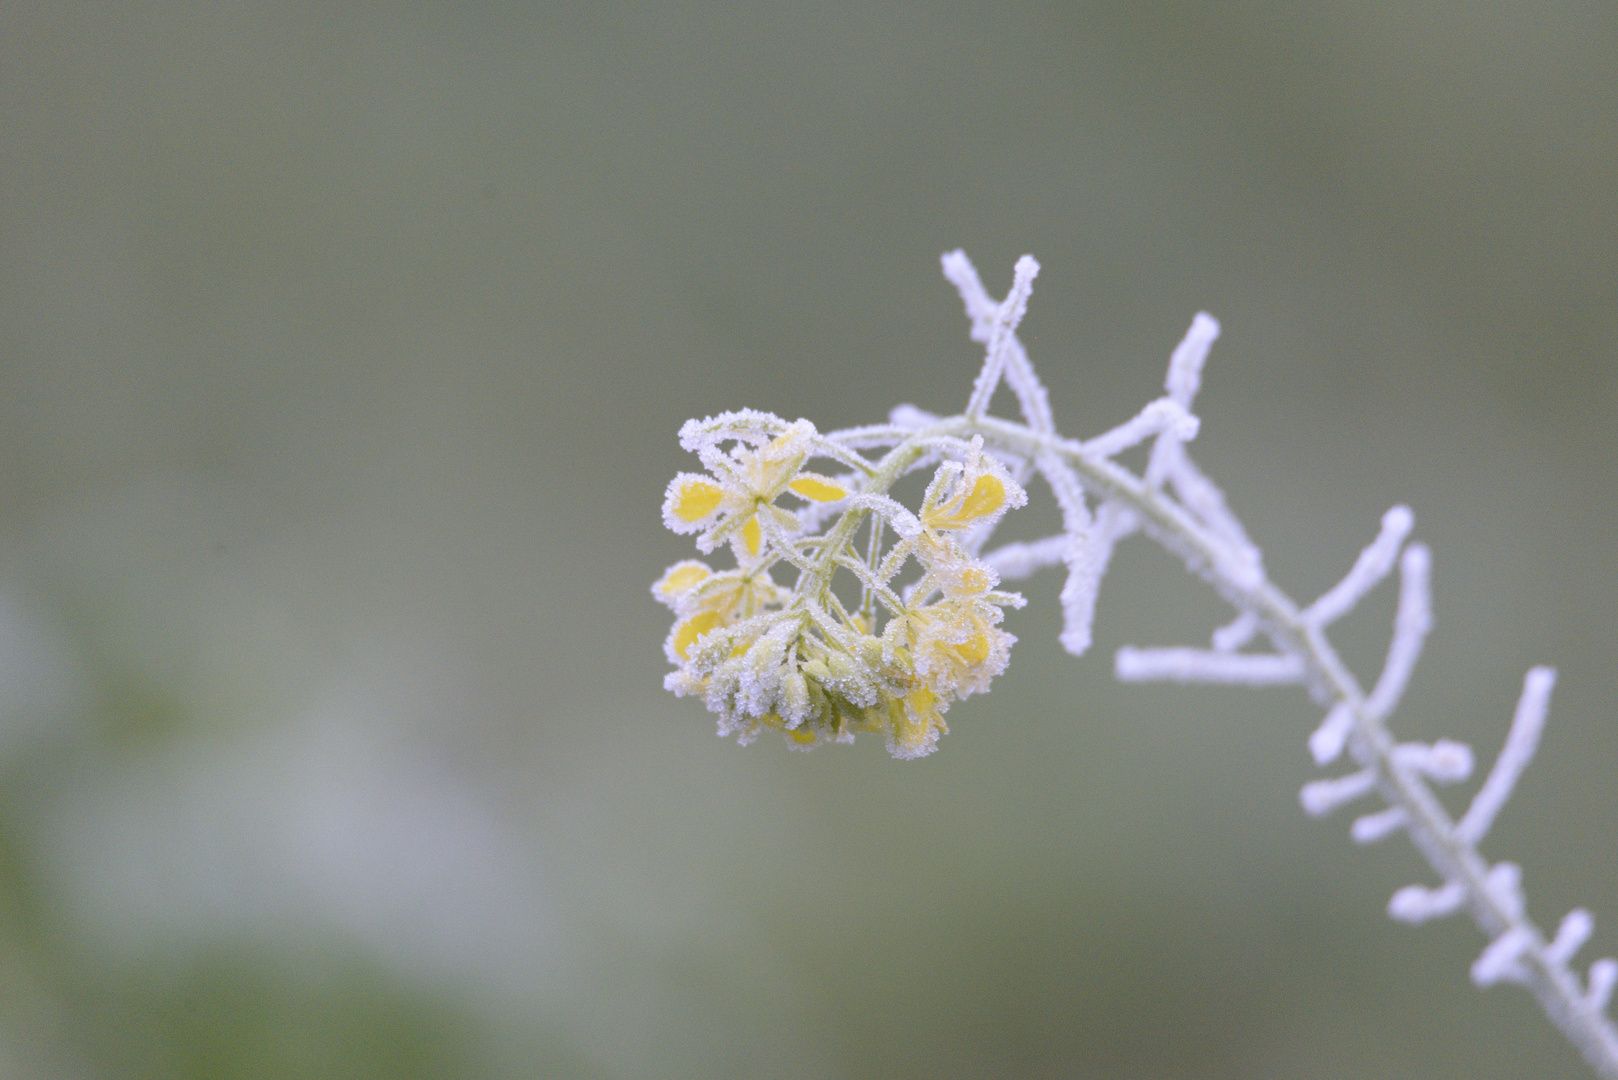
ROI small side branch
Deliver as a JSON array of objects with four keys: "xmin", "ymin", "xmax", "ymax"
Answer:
[
  {"xmin": 1458, "ymin": 667, "xmax": 1556, "ymax": 845},
  {"xmin": 1304, "ymin": 505, "xmax": 1415, "ymax": 628},
  {"xmin": 1116, "ymin": 647, "xmax": 1305, "ymax": 686}
]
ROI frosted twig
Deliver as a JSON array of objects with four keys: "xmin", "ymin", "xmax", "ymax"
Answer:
[
  {"xmin": 963, "ymin": 255, "xmax": 1040, "ymax": 421},
  {"xmin": 1116, "ymin": 647, "xmax": 1305, "ymax": 686},
  {"xmin": 1592, "ymin": 962, "xmax": 1618, "ymax": 1013},
  {"xmin": 888, "ymin": 404, "xmax": 939, "ymax": 430},
  {"xmin": 1352, "ymin": 806, "xmax": 1410, "ymax": 844},
  {"xmin": 1473, "ymin": 927, "xmax": 1534, "ymax": 986},
  {"xmin": 1165, "ymin": 311, "xmax": 1220, "ymax": 408},
  {"xmin": 933, "ymin": 252, "xmax": 1618, "ymax": 1074},
  {"xmin": 1392, "ymin": 740, "xmax": 1474, "ymax": 784},
  {"xmin": 1364, "ymin": 544, "xmax": 1432, "ymax": 720},
  {"xmin": 1550, "ymin": 910, "xmax": 1596, "ymax": 967},
  {"xmin": 1083, "ymin": 400, "xmax": 1199, "ymax": 460},
  {"xmin": 1057, "ymin": 501, "xmax": 1136, "ymax": 657},
  {"xmin": 1304, "ymin": 505, "xmax": 1416, "ymax": 628},
  {"xmin": 1309, "ymin": 703, "xmax": 1355, "ymax": 766},
  {"xmin": 1038, "ymin": 452, "xmax": 1093, "ymax": 540},
  {"xmin": 1458, "ymin": 666, "xmax": 1557, "ymax": 845},
  {"xmin": 1389, "ymin": 880, "xmax": 1467, "ymax": 924},
  {"xmin": 1486, "ymin": 862, "xmax": 1526, "ymax": 920},
  {"xmin": 981, "ymin": 536, "xmax": 1068, "ymax": 582},
  {"xmin": 943, "ymin": 250, "xmax": 1054, "ymax": 435},
  {"xmin": 1211, "ymin": 611, "xmax": 1259, "ymax": 653},
  {"xmin": 1158, "ymin": 444, "xmax": 1264, "ymax": 586},
  {"xmin": 1299, "ymin": 770, "xmax": 1377, "ymax": 818}
]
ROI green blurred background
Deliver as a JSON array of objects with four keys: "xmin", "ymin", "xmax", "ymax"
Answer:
[{"xmin": 0, "ymin": 3, "xmax": 1614, "ymax": 1077}]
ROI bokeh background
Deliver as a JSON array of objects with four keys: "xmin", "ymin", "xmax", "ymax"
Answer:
[{"xmin": 1, "ymin": 4, "xmax": 1615, "ymax": 1078}]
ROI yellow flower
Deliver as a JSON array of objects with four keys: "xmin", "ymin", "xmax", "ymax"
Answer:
[
  {"xmin": 886, "ymin": 595, "xmax": 1016, "ymax": 702},
  {"xmin": 913, "ymin": 599, "xmax": 1015, "ymax": 699},
  {"xmin": 662, "ymin": 418, "xmax": 850, "ymax": 559},
  {"xmin": 873, "ymin": 686, "xmax": 948, "ymax": 760},
  {"xmin": 653, "ymin": 560, "xmax": 789, "ymax": 664},
  {"xmin": 919, "ymin": 437, "xmax": 1025, "ymax": 533}
]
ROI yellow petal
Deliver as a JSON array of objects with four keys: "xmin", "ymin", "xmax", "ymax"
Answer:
[
  {"xmin": 958, "ymin": 476, "xmax": 1005, "ymax": 519},
  {"xmin": 927, "ymin": 476, "xmax": 1006, "ymax": 529},
  {"xmin": 906, "ymin": 685, "xmax": 939, "ymax": 716},
  {"xmin": 789, "ymin": 476, "xmax": 848, "ymax": 502},
  {"xmin": 672, "ymin": 479, "xmax": 725, "ymax": 522},
  {"xmin": 741, "ymin": 516, "xmax": 763, "ymax": 556},
  {"xmin": 954, "ymin": 632, "xmax": 990, "ymax": 666},
  {"xmin": 673, "ymin": 610, "xmax": 724, "ymax": 659},
  {"xmin": 893, "ymin": 687, "xmax": 947, "ymax": 754},
  {"xmin": 957, "ymin": 567, "xmax": 990, "ymax": 594},
  {"xmin": 654, "ymin": 561, "xmax": 711, "ymax": 598},
  {"xmin": 788, "ymin": 726, "xmax": 818, "ymax": 745}
]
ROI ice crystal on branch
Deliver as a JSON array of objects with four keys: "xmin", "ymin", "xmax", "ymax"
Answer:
[{"xmin": 652, "ymin": 252, "xmax": 1618, "ymax": 1077}]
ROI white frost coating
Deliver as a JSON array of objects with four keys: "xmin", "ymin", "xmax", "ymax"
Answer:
[
  {"xmin": 1352, "ymin": 806, "xmax": 1409, "ymax": 844},
  {"xmin": 1549, "ymin": 909, "xmax": 1596, "ymax": 966},
  {"xmin": 1389, "ymin": 881, "xmax": 1467, "ymax": 924},
  {"xmin": 1487, "ymin": 862, "xmax": 1527, "ymax": 921},
  {"xmin": 1143, "ymin": 314, "xmax": 1213, "ymax": 489},
  {"xmin": 1392, "ymin": 739, "xmax": 1474, "ymax": 784},
  {"xmin": 1473, "ymin": 927, "xmax": 1534, "ymax": 987},
  {"xmin": 1457, "ymin": 666, "xmax": 1556, "ymax": 845},
  {"xmin": 942, "ymin": 249, "xmax": 1055, "ymax": 435},
  {"xmin": 1058, "ymin": 502, "xmax": 1135, "ymax": 657},
  {"xmin": 1115, "ymin": 647, "xmax": 1304, "ymax": 685},
  {"xmin": 1300, "ymin": 770, "xmax": 1377, "ymax": 818},
  {"xmin": 1038, "ymin": 452, "xmax": 1093, "ymax": 538},
  {"xmin": 963, "ymin": 255, "xmax": 1041, "ymax": 420},
  {"xmin": 1160, "ymin": 446, "xmax": 1264, "ymax": 586},
  {"xmin": 1590, "ymin": 960, "xmax": 1618, "ymax": 1013},
  {"xmin": 1211, "ymin": 611, "xmax": 1259, "ymax": 653},
  {"xmin": 1364, "ymin": 544, "xmax": 1432, "ymax": 720},
  {"xmin": 1309, "ymin": 703, "xmax": 1356, "ymax": 766},
  {"xmin": 847, "ymin": 493, "xmax": 923, "ymax": 539},
  {"xmin": 1082, "ymin": 400, "xmax": 1199, "ymax": 461},
  {"xmin": 940, "ymin": 249, "xmax": 997, "ymax": 325},
  {"xmin": 981, "ymin": 536, "xmax": 1069, "ymax": 582},
  {"xmin": 887, "ymin": 404, "xmax": 939, "ymax": 430},
  {"xmin": 1304, "ymin": 505, "xmax": 1416, "ymax": 628},
  {"xmin": 1165, "ymin": 312, "xmax": 1221, "ymax": 407}
]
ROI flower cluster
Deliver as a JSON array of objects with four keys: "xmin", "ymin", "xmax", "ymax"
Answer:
[{"xmin": 654, "ymin": 410, "xmax": 1026, "ymax": 758}]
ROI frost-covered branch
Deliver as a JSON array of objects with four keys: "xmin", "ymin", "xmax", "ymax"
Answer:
[
  {"xmin": 652, "ymin": 251, "xmax": 1618, "ymax": 1077},
  {"xmin": 942, "ymin": 254, "xmax": 1618, "ymax": 1077}
]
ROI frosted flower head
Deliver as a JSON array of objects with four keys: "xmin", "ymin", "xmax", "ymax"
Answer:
[{"xmin": 656, "ymin": 417, "xmax": 1025, "ymax": 758}]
